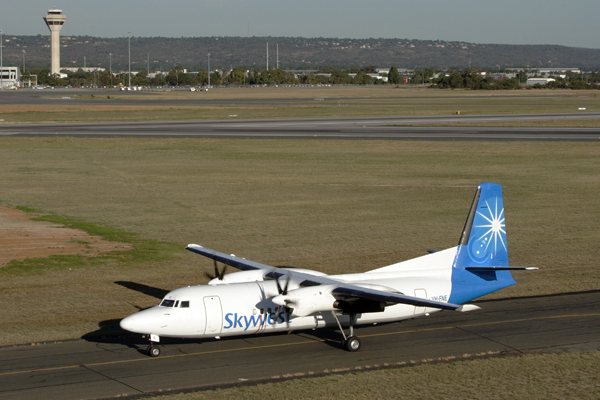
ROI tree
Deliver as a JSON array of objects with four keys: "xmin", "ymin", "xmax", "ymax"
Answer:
[
  {"xmin": 388, "ymin": 66, "xmax": 401, "ymax": 85},
  {"xmin": 193, "ymin": 70, "xmax": 209, "ymax": 85},
  {"xmin": 210, "ymin": 71, "xmax": 222, "ymax": 85},
  {"xmin": 226, "ymin": 68, "xmax": 246, "ymax": 85},
  {"xmin": 330, "ymin": 69, "xmax": 352, "ymax": 84},
  {"xmin": 353, "ymin": 71, "xmax": 375, "ymax": 85}
]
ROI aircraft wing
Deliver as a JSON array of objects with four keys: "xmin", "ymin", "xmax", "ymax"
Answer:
[
  {"xmin": 330, "ymin": 285, "xmax": 460, "ymax": 310},
  {"xmin": 186, "ymin": 244, "xmax": 276, "ymax": 271},
  {"xmin": 186, "ymin": 244, "xmax": 462, "ymax": 311}
]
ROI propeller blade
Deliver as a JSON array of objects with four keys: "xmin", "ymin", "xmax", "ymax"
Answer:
[
  {"xmin": 282, "ymin": 274, "xmax": 290, "ymax": 295},
  {"xmin": 205, "ymin": 259, "xmax": 228, "ymax": 281},
  {"xmin": 213, "ymin": 259, "xmax": 220, "ymax": 278},
  {"xmin": 219, "ymin": 264, "xmax": 228, "ymax": 280},
  {"xmin": 275, "ymin": 273, "xmax": 291, "ymax": 295}
]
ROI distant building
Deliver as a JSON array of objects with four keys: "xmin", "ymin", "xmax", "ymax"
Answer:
[
  {"xmin": 527, "ymin": 77, "xmax": 556, "ymax": 86},
  {"xmin": 536, "ymin": 68, "xmax": 580, "ymax": 75},
  {"xmin": 284, "ymin": 70, "xmax": 318, "ymax": 79},
  {"xmin": 506, "ymin": 68, "xmax": 581, "ymax": 77},
  {"xmin": 61, "ymin": 67, "xmax": 106, "ymax": 73},
  {"xmin": 0, "ymin": 67, "xmax": 22, "ymax": 89}
]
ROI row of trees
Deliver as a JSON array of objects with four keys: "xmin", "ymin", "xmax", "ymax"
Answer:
[
  {"xmin": 435, "ymin": 70, "xmax": 521, "ymax": 90},
  {"xmin": 19, "ymin": 66, "xmax": 600, "ymax": 89}
]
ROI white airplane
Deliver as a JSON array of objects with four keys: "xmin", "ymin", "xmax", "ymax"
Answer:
[{"xmin": 120, "ymin": 182, "xmax": 535, "ymax": 357}]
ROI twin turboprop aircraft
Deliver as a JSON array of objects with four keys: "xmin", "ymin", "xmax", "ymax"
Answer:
[{"xmin": 120, "ymin": 182, "xmax": 535, "ymax": 357}]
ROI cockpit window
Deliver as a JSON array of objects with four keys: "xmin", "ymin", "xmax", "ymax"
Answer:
[
  {"xmin": 181, "ymin": 301, "xmax": 190, "ymax": 308},
  {"xmin": 160, "ymin": 299, "xmax": 175, "ymax": 307}
]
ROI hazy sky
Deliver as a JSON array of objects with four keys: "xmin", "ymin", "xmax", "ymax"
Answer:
[{"xmin": 1, "ymin": 0, "xmax": 599, "ymax": 49}]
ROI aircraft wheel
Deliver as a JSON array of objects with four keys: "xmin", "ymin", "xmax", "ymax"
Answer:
[
  {"xmin": 344, "ymin": 336, "xmax": 361, "ymax": 352},
  {"xmin": 147, "ymin": 345, "xmax": 161, "ymax": 357}
]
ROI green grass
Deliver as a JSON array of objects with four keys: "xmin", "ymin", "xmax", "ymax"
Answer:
[
  {"xmin": 148, "ymin": 352, "xmax": 600, "ymax": 400},
  {"xmin": 0, "ymin": 211, "xmax": 180, "ymax": 277},
  {"xmin": 31, "ymin": 214, "xmax": 137, "ymax": 243}
]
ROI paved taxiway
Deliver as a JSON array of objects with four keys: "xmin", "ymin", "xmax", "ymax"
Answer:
[
  {"xmin": 2, "ymin": 89, "xmax": 600, "ymax": 140},
  {"xmin": 1, "ymin": 114, "xmax": 600, "ymax": 140},
  {"xmin": 1, "ymin": 291, "xmax": 599, "ymax": 400}
]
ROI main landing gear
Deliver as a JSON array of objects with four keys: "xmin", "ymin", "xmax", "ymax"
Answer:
[{"xmin": 331, "ymin": 311, "xmax": 361, "ymax": 352}]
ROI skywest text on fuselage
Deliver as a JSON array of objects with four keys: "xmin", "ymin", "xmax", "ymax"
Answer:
[{"xmin": 224, "ymin": 311, "xmax": 292, "ymax": 331}]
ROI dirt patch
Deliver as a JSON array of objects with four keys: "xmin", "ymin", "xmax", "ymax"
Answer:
[{"xmin": 0, "ymin": 206, "xmax": 131, "ymax": 266}]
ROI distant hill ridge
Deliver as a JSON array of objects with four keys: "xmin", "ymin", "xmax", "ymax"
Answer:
[{"xmin": 3, "ymin": 35, "xmax": 600, "ymax": 70}]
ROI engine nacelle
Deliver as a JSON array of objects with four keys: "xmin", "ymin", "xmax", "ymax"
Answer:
[
  {"xmin": 272, "ymin": 285, "xmax": 337, "ymax": 317},
  {"xmin": 209, "ymin": 270, "xmax": 266, "ymax": 285}
]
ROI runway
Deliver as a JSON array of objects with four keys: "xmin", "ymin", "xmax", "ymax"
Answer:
[
  {"xmin": 1, "ymin": 291, "xmax": 599, "ymax": 400},
  {"xmin": 1, "ymin": 114, "xmax": 600, "ymax": 140}
]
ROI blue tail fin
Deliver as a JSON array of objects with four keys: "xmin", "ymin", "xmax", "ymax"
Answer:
[{"xmin": 448, "ymin": 183, "xmax": 516, "ymax": 304}]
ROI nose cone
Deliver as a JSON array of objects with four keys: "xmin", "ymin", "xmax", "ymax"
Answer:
[
  {"xmin": 120, "ymin": 315, "xmax": 137, "ymax": 332},
  {"xmin": 120, "ymin": 308, "xmax": 160, "ymax": 334},
  {"xmin": 272, "ymin": 294, "xmax": 289, "ymax": 307}
]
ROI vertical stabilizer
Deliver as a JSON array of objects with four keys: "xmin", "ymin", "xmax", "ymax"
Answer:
[{"xmin": 449, "ymin": 183, "xmax": 515, "ymax": 304}]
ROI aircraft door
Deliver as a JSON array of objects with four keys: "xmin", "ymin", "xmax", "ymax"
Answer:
[
  {"xmin": 203, "ymin": 296, "xmax": 223, "ymax": 336},
  {"xmin": 414, "ymin": 289, "xmax": 427, "ymax": 315}
]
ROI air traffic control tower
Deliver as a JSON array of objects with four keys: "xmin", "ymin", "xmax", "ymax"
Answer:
[{"xmin": 43, "ymin": 9, "xmax": 66, "ymax": 75}]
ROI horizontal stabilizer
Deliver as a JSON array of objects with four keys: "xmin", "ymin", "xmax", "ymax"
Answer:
[
  {"xmin": 457, "ymin": 304, "xmax": 481, "ymax": 312},
  {"xmin": 465, "ymin": 266, "xmax": 538, "ymax": 271}
]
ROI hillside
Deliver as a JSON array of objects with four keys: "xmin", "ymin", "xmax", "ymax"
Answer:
[{"xmin": 2, "ymin": 35, "xmax": 600, "ymax": 71}]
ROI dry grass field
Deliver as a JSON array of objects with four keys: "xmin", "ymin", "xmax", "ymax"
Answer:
[
  {"xmin": 149, "ymin": 352, "xmax": 600, "ymax": 400},
  {"xmin": 0, "ymin": 137, "xmax": 598, "ymax": 345}
]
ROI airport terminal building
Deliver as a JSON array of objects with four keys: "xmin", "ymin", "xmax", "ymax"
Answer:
[{"xmin": 0, "ymin": 67, "xmax": 22, "ymax": 89}]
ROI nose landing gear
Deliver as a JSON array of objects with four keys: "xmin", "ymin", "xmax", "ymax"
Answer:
[
  {"xmin": 146, "ymin": 334, "xmax": 161, "ymax": 357},
  {"xmin": 147, "ymin": 345, "xmax": 161, "ymax": 357}
]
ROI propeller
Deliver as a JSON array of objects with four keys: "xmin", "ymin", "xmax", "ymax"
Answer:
[
  {"xmin": 274, "ymin": 274, "xmax": 293, "ymax": 333},
  {"xmin": 205, "ymin": 259, "xmax": 228, "ymax": 281},
  {"xmin": 275, "ymin": 273, "xmax": 291, "ymax": 296},
  {"xmin": 273, "ymin": 273, "xmax": 295, "ymax": 324}
]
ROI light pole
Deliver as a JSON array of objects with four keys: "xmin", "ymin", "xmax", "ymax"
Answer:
[
  {"xmin": 128, "ymin": 32, "xmax": 131, "ymax": 89},
  {"xmin": 22, "ymin": 50, "xmax": 26, "ymax": 73},
  {"xmin": 1, "ymin": 29, "xmax": 3, "ymax": 91},
  {"xmin": 109, "ymin": 53, "xmax": 112, "ymax": 87},
  {"xmin": 207, "ymin": 53, "xmax": 210, "ymax": 87},
  {"xmin": 147, "ymin": 53, "xmax": 149, "ymax": 75}
]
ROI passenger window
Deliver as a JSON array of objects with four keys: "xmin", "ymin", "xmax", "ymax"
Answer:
[{"xmin": 181, "ymin": 301, "xmax": 190, "ymax": 308}]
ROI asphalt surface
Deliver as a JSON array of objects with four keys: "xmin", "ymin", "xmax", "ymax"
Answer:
[
  {"xmin": 1, "ymin": 115, "xmax": 600, "ymax": 140},
  {"xmin": 3, "ymin": 88, "xmax": 600, "ymax": 140},
  {"xmin": 4, "ymin": 88, "xmax": 598, "ymax": 107},
  {"xmin": 1, "ymin": 291, "xmax": 599, "ymax": 400}
]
